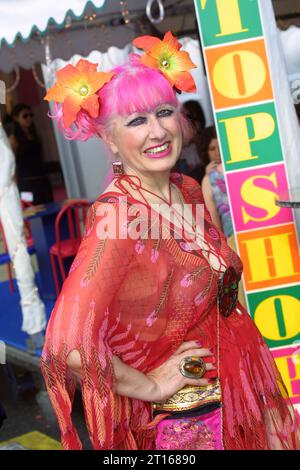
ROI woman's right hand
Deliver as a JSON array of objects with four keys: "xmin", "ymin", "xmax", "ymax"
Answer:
[
  {"xmin": 67, "ymin": 342, "xmax": 216, "ymax": 404},
  {"xmin": 205, "ymin": 161, "xmax": 219, "ymax": 175},
  {"xmin": 146, "ymin": 341, "xmax": 216, "ymax": 403}
]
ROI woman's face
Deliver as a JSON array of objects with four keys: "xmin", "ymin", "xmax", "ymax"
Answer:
[
  {"xmin": 208, "ymin": 137, "xmax": 221, "ymax": 163},
  {"xmin": 106, "ymin": 104, "xmax": 182, "ymax": 176},
  {"xmin": 14, "ymin": 108, "xmax": 33, "ymax": 129}
]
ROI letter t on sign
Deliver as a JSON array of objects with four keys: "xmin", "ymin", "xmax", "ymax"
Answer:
[{"xmin": 199, "ymin": 0, "xmax": 248, "ymax": 37}]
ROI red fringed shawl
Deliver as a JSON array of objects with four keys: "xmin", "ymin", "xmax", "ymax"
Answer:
[{"xmin": 41, "ymin": 173, "xmax": 300, "ymax": 450}]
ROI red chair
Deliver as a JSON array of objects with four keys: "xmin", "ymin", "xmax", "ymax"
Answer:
[{"xmin": 49, "ymin": 199, "xmax": 91, "ymax": 296}]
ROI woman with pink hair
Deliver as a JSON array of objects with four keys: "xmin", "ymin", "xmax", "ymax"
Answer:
[{"xmin": 41, "ymin": 33, "xmax": 300, "ymax": 450}]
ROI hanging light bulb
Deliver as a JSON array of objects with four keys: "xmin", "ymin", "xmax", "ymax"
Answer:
[{"xmin": 120, "ymin": 1, "xmax": 130, "ymax": 24}]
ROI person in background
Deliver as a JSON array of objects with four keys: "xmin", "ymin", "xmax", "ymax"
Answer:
[
  {"xmin": 5, "ymin": 104, "xmax": 53, "ymax": 205},
  {"xmin": 201, "ymin": 126, "xmax": 246, "ymax": 307},
  {"xmin": 182, "ymin": 99, "xmax": 206, "ymax": 135},
  {"xmin": 201, "ymin": 127, "xmax": 232, "ymax": 238},
  {"xmin": 176, "ymin": 100, "xmax": 208, "ymax": 178}
]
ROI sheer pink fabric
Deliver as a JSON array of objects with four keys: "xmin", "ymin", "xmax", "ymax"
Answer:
[
  {"xmin": 156, "ymin": 409, "xmax": 223, "ymax": 450},
  {"xmin": 41, "ymin": 173, "xmax": 300, "ymax": 450}
]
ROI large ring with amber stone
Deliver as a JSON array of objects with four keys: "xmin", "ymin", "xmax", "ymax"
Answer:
[{"xmin": 179, "ymin": 356, "xmax": 206, "ymax": 379}]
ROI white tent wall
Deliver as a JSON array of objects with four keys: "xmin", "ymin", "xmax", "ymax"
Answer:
[{"xmin": 42, "ymin": 39, "xmax": 213, "ymax": 200}]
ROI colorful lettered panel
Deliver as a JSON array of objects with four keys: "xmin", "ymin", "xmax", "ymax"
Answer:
[
  {"xmin": 247, "ymin": 286, "xmax": 300, "ymax": 349},
  {"xmin": 205, "ymin": 39, "xmax": 273, "ymax": 109},
  {"xmin": 194, "ymin": 0, "xmax": 300, "ymax": 408},
  {"xmin": 237, "ymin": 224, "xmax": 300, "ymax": 290},
  {"xmin": 194, "ymin": 0, "xmax": 262, "ymax": 47},
  {"xmin": 272, "ymin": 346, "xmax": 300, "ymax": 405},
  {"xmin": 226, "ymin": 164, "xmax": 293, "ymax": 231},
  {"xmin": 216, "ymin": 103, "xmax": 284, "ymax": 171}
]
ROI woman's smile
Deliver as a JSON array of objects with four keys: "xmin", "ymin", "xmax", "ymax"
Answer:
[{"xmin": 143, "ymin": 141, "xmax": 172, "ymax": 159}]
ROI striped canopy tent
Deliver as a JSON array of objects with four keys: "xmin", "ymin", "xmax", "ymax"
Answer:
[
  {"xmin": 0, "ymin": 0, "xmax": 156, "ymax": 73},
  {"xmin": 1, "ymin": 1, "xmax": 299, "ymax": 75}
]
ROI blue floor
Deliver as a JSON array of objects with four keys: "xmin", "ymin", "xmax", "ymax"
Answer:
[
  {"xmin": 0, "ymin": 278, "xmax": 55, "ymax": 355},
  {"xmin": 0, "ymin": 277, "xmax": 93, "ymax": 449}
]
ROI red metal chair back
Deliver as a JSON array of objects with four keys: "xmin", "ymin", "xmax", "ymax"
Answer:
[{"xmin": 54, "ymin": 199, "xmax": 91, "ymax": 254}]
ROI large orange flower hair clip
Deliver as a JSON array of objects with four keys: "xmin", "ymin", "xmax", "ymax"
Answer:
[
  {"xmin": 44, "ymin": 59, "xmax": 115, "ymax": 128},
  {"xmin": 132, "ymin": 31, "xmax": 197, "ymax": 93}
]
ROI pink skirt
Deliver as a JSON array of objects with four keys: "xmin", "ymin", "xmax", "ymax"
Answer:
[{"xmin": 155, "ymin": 408, "xmax": 224, "ymax": 450}]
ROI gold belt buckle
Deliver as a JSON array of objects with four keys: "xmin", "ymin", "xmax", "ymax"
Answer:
[{"xmin": 152, "ymin": 379, "xmax": 221, "ymax": 413}]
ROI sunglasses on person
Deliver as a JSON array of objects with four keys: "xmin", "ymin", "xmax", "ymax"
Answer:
[{"xmin": 21, "ymin": 112, "xmax": 33, "ymax": 119}]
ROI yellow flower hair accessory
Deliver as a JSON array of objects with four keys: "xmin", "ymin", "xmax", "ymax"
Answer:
[
  {"xmin": 132, "ymin": 31, "xmax": 197, "ymax": 93},
  {"xmin": 44, "ymin": 59, "xmax": 115, "ymax": 128}
]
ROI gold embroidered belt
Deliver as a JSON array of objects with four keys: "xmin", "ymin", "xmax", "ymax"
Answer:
[{"xmin": 152, "ymin": 379, "xmax": 221, "ymax": 413}]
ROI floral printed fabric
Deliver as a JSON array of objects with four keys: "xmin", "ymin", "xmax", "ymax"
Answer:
[
  {"xmin": 41, "ymin": 173, "xmax": 300, "ymax": 450},
  {"xmin": 156, "ymin": 408, "xmax": 223, "ymax": 450}
]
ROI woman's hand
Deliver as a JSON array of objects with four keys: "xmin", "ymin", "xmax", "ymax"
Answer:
[
  {"xmin": 205, "ymin": 161, "xmax": 219, "ymax": 175},
  {"xmin": 67, "ymin": 342, "xmax": 216, "ymax": 403},
  {"xmin": 146, "ymin": 341, "xmax": 216, "ymax": 403}
]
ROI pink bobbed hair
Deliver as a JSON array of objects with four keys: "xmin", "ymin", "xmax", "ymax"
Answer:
[{"xmin": 52, "ymin": 55, "xmax": 183, "ymax": 142}]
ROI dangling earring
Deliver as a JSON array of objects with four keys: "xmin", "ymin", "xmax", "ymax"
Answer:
[{"xmin": 112, "ymin": 160, "xmax": 124, "ymax": 176}]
